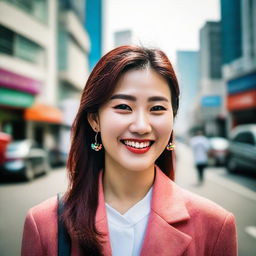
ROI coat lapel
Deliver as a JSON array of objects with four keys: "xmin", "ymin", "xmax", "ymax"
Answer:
[
  {"xmin": 95, "ymin": 167, "xmax": 192, "ymax": 256},
  {"xmin": 95, "ymin": 171, "xmax": 112, "ymax": 256},
  {"xmin": 140, "ymin": 166, "xmax": 192, "ymax": 256}
]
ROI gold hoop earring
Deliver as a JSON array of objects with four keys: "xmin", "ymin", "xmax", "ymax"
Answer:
[
  {"xmin": 91, "ymin": 132, "xmax": 102, "ymax": 151},
  {"xmin": 166, "ymin": 142, "xmax": 175, "ymax": 151}
]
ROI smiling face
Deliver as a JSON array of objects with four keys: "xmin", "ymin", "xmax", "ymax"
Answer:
[{"xmin": 88, "ymin": 68, "xmax": 173, "ymax": 173}]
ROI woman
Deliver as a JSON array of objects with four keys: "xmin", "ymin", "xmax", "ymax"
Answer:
[{"xmin": 21, "ymin": 46, "xmax": 237, "ymax": 256}]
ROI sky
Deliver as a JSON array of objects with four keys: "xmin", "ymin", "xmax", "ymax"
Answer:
[{"xmin": 103, "ymin": 0, "xmax": 220, "ymax": 65}]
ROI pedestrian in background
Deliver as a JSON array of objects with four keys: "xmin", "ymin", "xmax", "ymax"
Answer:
[
  {"xmin": 190, "ymin": 129, "xmax": 210, "ymax": 185},
  {"xmin": 21, "ymin": 46, "xmax": 237, "ymax": 256}
]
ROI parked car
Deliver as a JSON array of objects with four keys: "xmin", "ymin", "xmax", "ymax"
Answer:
[
  {"xmin": 0, "ymin": 140, "xmax": 49, "ymax": 181},
  {"xmin": 0, "ymin": 132, "xmax": 11, "ymax": 165},
  {"xmin": 48, "ymin": 148, "xmax": 67, "ymax": 167},
  {"xmin": 227, "ymin": 124, "xmax": 256, "ymax": 173},
  {"xmin": 208, "ymin": 137, "xmax": 229, "ymax": 166}
]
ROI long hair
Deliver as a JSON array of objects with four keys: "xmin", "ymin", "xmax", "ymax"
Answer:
[{"xmin": 62, "ymin": 45, "xmax": 180, "ymax": 254}]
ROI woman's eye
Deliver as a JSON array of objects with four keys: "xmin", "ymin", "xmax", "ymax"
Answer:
[
  {"xmin": 151, "ymin": 105, "xmax": 167, "ymax": 111},
  {"xmin": 113, "ymin": 104, "xmax": 132, "ymax": 111}
]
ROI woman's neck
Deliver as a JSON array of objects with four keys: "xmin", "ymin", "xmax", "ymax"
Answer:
[{"xmin": 103, "ymin": 164, "xmax": 155, "ymax": 214}]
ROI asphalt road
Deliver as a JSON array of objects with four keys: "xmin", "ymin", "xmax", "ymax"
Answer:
[
  {"xmin": 0, "ymin": 167, "xmax": 68, "ymax": 256},
  {"xmin": 0, "ymin": 142, "xmax": 255, "ymax": 255}
]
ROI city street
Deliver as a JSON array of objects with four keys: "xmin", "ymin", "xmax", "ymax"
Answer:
[{"xmin": 0, "ymin": 142, "xmax": 256, "ymax": 255}]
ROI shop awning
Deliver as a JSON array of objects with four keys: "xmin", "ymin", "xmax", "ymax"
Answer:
[
  {"xmin": 24, "ymin": 104, "xmax": 63, "ymax": 124},
  {"xmin": 227, "ymin": 90, "xmax": 256, "ymax": 111}
]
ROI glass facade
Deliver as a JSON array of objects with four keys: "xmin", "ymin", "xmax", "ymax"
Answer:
[
  {"xmin": 59, "ymin": 0, "xmax": 85, "ymax": 24},
  {"xmin": 0, "ymin": 25, "xmax": 45, "ymax": 66},
  {"xmin": 85, "ymin": 0, "xmax": 102, "ymax": 70},
  {"xmin": 57, "ymin": 27, "xmax": 68, "ymax": 71},
  {"xmin": 209, "ymin": 23, "xmax": 222, "ymax": 79},
  {"xmin": 1, "ymin": 0, "xmax": 48, "ymax": 24},
  {"xmin": 220, "ymin": 0, "xmax": 242, "ymax": 64}
]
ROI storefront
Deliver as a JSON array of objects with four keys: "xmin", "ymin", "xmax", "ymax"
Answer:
[
  {"xmin": 0, "ymin": 68, "xmax": 63, "ymax": 151},
  {"xmin": 227, "ymin": 71, "xmax": 256, "ymax": 127},
  {"xmin": 200, "ymin": 95, "xmax": 226, "ymax": 137},
  {"xmin": 24, "ymin": 103, "xmax": 63, "ymax": 148},
  {"xmin": 0, "ymin": 68, "xmax": 40, "ymax": 139}
]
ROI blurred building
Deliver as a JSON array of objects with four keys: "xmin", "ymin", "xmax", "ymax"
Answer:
[
  {"xmin": 220, "ymin": 0, "xmax": 256, "ymax": 130},
  {"xmin": 0, "ymin": 0, "xmax": 91, "ymax": 157},
  {"xmin": 85, "ymin": 0, "xmax": 102, "ymax": 70},
  {"xmin": 175, "ymin": 51, "xmax": 200, "ymax": 136},
  {"xmin": 0, "ymin": 0, "xmax": 61, "ymax": 149},
  {"xmin": 57, "ymin": 0, "xmax": 90, "ymax": 157},
  {"xmin": 198, "ymin": 21, "xmax": 227, "ymax": 137},
  {"xmin": 114, "ymin": 30, "xmax": 133, "ymax": 47}
]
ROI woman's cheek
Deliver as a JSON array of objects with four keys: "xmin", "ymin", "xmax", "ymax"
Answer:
[
  {"xmin": 99, "ymin": 112, "xmax": 128, "ymax": 137},
  {"xmin": 152, "ymin": 115, "xmax": 173, "ymax": 133}
]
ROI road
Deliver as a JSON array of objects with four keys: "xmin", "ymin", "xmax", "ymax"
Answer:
[
  {"xmin": 0, "ymin": 167, "xmax": 68, "ymax": 256},
  {"xmin": 0, "ymin": 142, "xmax": 255, "ymax": 255}
]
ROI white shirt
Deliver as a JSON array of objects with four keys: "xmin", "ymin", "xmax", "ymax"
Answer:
[
  {"xmin": 190, "ymin": 135, "xmax": 210, "ymax": 164},
  {"xmin": 105, "ymin": 188, "xmax": 152, "ymax": 256}
]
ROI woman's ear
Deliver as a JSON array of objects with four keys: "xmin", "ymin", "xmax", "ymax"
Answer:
[{"xmin": 87, "ymin": 113, "xmax": 100, "ymax": 132}]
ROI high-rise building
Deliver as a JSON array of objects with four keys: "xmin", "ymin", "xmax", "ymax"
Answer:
[
  {"xmin": 0, "ymin": 0, "xmax": 61, "ymax": 148},
  {"xmin": 57, "ymin": 0, "xmax": 90, "ymax": 157},
  {"xmin": 0, "ymin": 0, "xmax": 91, "ymax": 156},
  {"xmin": 220, "ymin": 0, "xmax": 242, "ymax": 65},
  {"xmin": 85, "ymin": 0, "xmax": 102, "ymax": 70},
  {"xmin": 175, "ymin": 51, "xmax": 200, "ymax": 136},
  {"xmin": 198, "ymin": 21, "xmax": 227, "ymax": 136},
  {"xmin": 114, "ymin": 30, "xmax": 133, "ymax": 47},
  {"xmin": 220, "ymin": 0, "xmax": 256, "ymax": 128}
]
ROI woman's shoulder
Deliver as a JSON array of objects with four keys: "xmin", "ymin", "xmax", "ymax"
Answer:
[
  {"xmin": 177, "ymin": 184, "xmax": 234, "ymax": 222},
  {"xmin": 174, "ymin": 184, "xmax": 237, "ymax": 255},
  {"xmin": 22, "ymin": 196, "xmax": 59, "ymax": 255},
  {"xmin": 29, "ymin": 196, "xmax": 57, "ymax": 213},
  {"xmin": 26, "ymin": 196, "xmax": 58, "ymax": 224}
]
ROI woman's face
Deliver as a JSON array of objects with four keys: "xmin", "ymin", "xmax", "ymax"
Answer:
[{"xmin": 89, "ymin": 68, "xmax": 173, "ymax": 173}]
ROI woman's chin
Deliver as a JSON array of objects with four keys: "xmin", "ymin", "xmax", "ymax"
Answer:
[{"xmin": 120, "ymin": 161, "xmax": 155, "ymax": 173}]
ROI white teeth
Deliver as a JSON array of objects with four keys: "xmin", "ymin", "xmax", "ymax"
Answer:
[{"xmin": 123, "ymin": 140, "xmax": 151, "ymax": 149}]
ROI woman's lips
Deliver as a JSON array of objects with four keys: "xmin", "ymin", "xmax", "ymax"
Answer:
[
  {"xmin": 120, "ymin": 139, "xmax": 154, "ymax": 154},
  {"xmin": 125, "ymin": 144, "xmax": 151, "ymax": 154}
]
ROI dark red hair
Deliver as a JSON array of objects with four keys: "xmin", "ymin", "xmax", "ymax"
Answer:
[{"xmin": 63, "ymin": 45, "xmax": 180, "ymax": 254}]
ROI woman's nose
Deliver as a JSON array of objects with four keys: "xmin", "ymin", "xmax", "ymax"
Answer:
[{"xmin": 129, "ymin": 111, "xmax": 152, "ymax": 134}]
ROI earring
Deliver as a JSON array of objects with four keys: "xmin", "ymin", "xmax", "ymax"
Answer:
[
  {"xmin": 91, "ymin": 132, "xmax": 103, "ymax": 151},
  {"xmin": 166, "ymin": 142, "xmax": 175, "ymax": 151}
]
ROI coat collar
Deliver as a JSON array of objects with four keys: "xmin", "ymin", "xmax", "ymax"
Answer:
[{"xmin": 95, "ymin": 166, "xmax": 192, "ymax": 256}]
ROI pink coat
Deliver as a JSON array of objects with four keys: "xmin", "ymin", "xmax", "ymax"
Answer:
[{"xmin": 21, "ymin": 166, "xmax": 237, "ymax": 256}]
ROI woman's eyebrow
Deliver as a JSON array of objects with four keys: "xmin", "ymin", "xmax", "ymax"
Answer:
[
  {"xmin": 110, "ymin": 94, "xmax": 169, "ymax": 102},
  {"xmin": 148, "ymin": 96, "xmax": 169, "ymax": 102},
  {"xmin": 110, "ymin": 94, "xmax": 136, "ymax": 101}
]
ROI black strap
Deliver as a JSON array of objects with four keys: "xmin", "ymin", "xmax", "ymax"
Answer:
[{"xmin": 57, "ymin": 193, "xmax": 71, "ymax": 256}]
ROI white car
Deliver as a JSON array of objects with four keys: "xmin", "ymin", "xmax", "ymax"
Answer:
[
  {"xmin": 0, "ymin": 140, "xmax": 49, "ymax": 181},
  {"xmin": 208, "ymin": 137, "xmax": 229, "ymax": 166},
  {"xmin": 227, "ymin": 124, "xmax": 256, "ymax": 173}
]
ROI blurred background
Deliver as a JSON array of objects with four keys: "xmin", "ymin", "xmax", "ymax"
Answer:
[{"xmin": 0, "ymin": 0, "xmax": 255, "ymax": 255}]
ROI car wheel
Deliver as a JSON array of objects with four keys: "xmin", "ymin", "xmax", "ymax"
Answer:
[
  {"xmin": 227, "ymin": 156, "xmax": 238, "ymax": 173},
  {"xmin": 24, "ymin": 162, "xmax": 34, "ymax": 181}
]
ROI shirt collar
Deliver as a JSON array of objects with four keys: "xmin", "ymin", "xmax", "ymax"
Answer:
[{"xmin": 105, "ymin": 187, "xmax": 152, "ymax": 227}]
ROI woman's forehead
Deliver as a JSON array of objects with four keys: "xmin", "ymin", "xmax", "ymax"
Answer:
[{"xmin": 113, "ymin": 68, "xmax": 171, "ymax": 97}]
